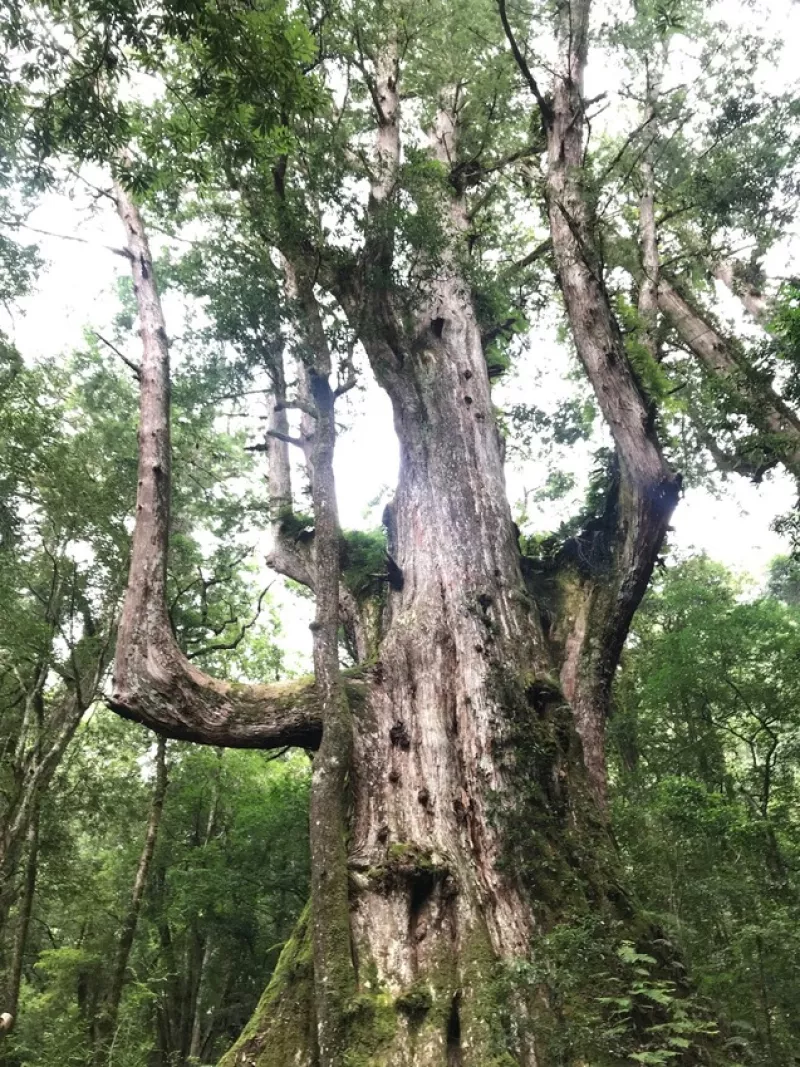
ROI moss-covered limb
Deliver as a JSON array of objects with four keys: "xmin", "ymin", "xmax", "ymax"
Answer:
[
  {"xmin": 217, "ymin": 906, "xmax": 317, "ymax": 1067},
  {"xmin": 364, "ymin": 843, "xmax": 452, "ymax": 894}
]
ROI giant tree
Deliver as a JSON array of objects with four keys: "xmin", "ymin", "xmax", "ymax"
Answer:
[{"xmin": 11, "ymin": 0, "xmax": 800, "ymax": 1063}]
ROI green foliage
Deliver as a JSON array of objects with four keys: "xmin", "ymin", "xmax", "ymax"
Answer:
[
  {"xmin": 519, "ymin": 448, "xmax": 618, "ymax": 572},
  {"xmin": 613, "ymin": 293, "xmax": 671, "ymax": 402},
  {"xmin": 611, "ymin": 557, "xmax": 800, "ymax": 1066},
  {"xmin": 504, "ymin": 917, "xmax": 723, "ymax": 1067},
  {"xmin": 5, "ymin": 716, "xmax": 311, "ymax": 1067},
  {"xmin": 339, "ymin": 528, "xmax": 386, "ymax": 601}
]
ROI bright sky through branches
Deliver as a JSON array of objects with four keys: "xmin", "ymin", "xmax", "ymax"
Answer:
[{"xmin": 5, "ymin": 0, "xmax": 800, "ymax": 606}]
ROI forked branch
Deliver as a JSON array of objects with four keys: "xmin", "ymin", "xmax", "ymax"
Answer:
[{"xmin": 658, "ymin": 277, "xmax": 800, "ymax": 481}]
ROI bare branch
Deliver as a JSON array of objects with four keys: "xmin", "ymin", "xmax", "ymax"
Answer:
[
  {"xmin": 93, "ymin": 332, "xmax": 141, "ymax": 380},
  {"xmin": 497, "ymin": 0, "xmax": 552, "ymax": 125}
]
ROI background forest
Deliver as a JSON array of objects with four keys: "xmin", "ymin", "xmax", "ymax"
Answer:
[{"xmin": 2, "ymin": 0, "xmax": 800, "ymax": 1063}]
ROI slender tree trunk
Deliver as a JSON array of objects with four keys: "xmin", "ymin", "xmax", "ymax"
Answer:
[
  {"xmin": 638, "ymin": 54, "xmax": 667, "ymax": 364},
  {"xmin": 6, "ymin": 803, "xmax": 38, "ymax": 1023},
  {"xmin": 188, "ymin": 938, "xmax": 214, "ymax": 1063},
  {"xmin": 0, "ymin": 661, "xmax": 107, "ymax": 905},
  {"xmin": 95, "ymin": 737, "xmax": 168, "ymax": 1065}
]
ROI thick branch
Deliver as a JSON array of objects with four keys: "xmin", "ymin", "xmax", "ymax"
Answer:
[
  {"xmin": 658, "ymin": 277, "xmax": 800, "ymax": 479},
  {"xmin": 532, "ymin": 0, "xmax": 680, "ymax": 805},
  {"xmin": 109, "ymin": 181, "xmax": 322, "ymax": 752},
  {"xmin": 713, "ymin": 259, "xmax": 770, "ymax": 325}
]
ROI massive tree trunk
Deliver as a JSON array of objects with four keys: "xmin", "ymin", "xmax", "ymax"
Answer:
[
  {"xmin": 220, "ymin": 249, "xmax": 595, "ymax": 1067},
  {"xmin": 109, "ymin": 22, "xmax": 716, "ymax": 1064}
]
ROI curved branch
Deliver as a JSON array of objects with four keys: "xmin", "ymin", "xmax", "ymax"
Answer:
[
  {"xmin": 497, "ymin": 0, "xmax": 552, "ymax": 125},
  {"xmin": 109, "ymin": 180, "xmax": 323, "ymax": 752}
]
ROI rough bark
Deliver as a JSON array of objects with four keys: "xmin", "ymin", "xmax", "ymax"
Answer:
[
  {"xmin": 108, "ymin": 181, "xmax": 332, "ymax": 751},
  {"xmin": 220, "ymin": 61, "xmax": 599, "ymax": 1066},
  {"xmin": 658, "ymin": 276, "xmax": 800, "ymax": 479},
  {"xmin": 94, "ymin": 736, "xmax": 168, "ymax": 1065},
  {"xmin": 284, "ymin": 263, "xmax": 356, "ymax": 1067},
  {"xmin": 110, "ymin": 30, "xmax": 713, "ymax": 1065},
  {"xmin": 505, "ymin": 0, "xmax": 681, "ymax": 805}
]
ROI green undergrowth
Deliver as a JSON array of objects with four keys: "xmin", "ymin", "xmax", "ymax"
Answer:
[
  {"xmin": 503, "ymin": 918, "xmax": 729, "ymax": 1066},
  {"xmin": 489, "ymin": 667, "xmax": 734, "ymax": 1066}
]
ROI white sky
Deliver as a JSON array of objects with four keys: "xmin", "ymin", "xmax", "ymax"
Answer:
[{"xmin": 4, "ymin": 0, "xmax": 799, "ymax": 665}]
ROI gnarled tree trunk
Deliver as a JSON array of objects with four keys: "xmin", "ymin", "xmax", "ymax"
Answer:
[{"xmin": 108, "ymin": 12, "xmax": 717, "ymax": 1062}]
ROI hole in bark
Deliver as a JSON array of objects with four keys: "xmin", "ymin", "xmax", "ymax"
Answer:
[
  {"xmin": 464, "ymin": 395, "xmax": 473, "ymax": 405},
  {"xmin": 409, "ymin": 868, "xmax": 435, "ymax": 920},
  {"xmin": 463, "ymin": 369, "xmax": 473, "ymax": 379},
  {"xmin": 431, "ymin": 316, "xmax": 445, "ymax": 337},
  {"xmin": 446, "ymin": 992, "xmax": 462, "ymax": 1065},
  {"xmin": 390, "ymin": 720, "xmax": 411, "ymax": 750}
]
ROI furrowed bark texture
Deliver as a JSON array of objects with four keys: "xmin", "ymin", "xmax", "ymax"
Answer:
[
  {"xmin": 536, "ymin": 0, "xmax": 679, "ymax": 805},
  {"xmin": 292, "ymin": 273, "xmax": 357, "ymax": 1067},
  {"xmin": 223, "ymin": 58, "xmax": 612, "ymax": 1067},
  {"xmin": 111, "ymin": 31, "xmax": 708, "ymax": 1064}
]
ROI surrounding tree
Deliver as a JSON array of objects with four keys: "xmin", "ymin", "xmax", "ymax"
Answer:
[{"xmin": 612, "ymin": 556, "xmax": 800, "ymax": 1067}]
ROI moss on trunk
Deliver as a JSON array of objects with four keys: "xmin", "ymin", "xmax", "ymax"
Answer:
[{"xmin": 218, "ymin": 907, "xmax": 317, "ymax": 1067}]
